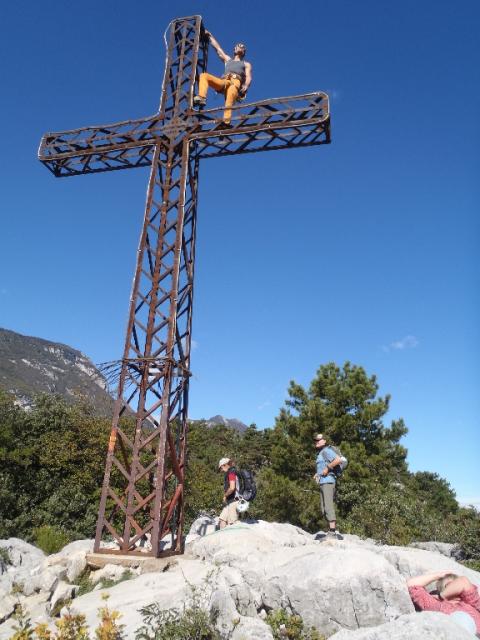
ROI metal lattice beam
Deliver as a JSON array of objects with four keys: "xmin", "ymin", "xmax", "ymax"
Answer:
[{"xmin": 38, "ymin": 15, "xmax": 331, "ymax": 557}]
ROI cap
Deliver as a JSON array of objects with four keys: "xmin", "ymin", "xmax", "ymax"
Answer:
[
  {"xmin": 218, "ymin": 457, "xmax": 231, "ymax": 468},
  {"xmin": 314, "ymin": 433, "xmax": 326, "ymax": 441}
]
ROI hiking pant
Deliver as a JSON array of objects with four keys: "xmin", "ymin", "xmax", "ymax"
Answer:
[
  {"xmin": 219, "ymin": 501, "xmax": 239, "ymax": 525},
  {"xmin": 320, "ymin": 483, "xmax": 336, "ymax": 523},
  {"xmin": 198, "ymin": 72, "xmax": 242, "ymax": 124}
]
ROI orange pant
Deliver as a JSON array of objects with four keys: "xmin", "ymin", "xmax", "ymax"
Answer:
[{"xmin": 198, "ymin": 72, "xmax": 242, "ymax": 124}]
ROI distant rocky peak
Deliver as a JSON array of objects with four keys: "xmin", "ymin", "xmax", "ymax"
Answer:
[
  {"xmin": 206, "ymin": 414, "xmax": 248, "ymax": 433},
  {"xmin": 0, "ymin": 327, "xmax": 113, "ymax": 414}
]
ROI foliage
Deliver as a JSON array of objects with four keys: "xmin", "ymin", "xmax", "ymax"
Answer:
[
  {"xmin": 9, "ymin": 605, "xmax": 34, "ymax": 640},
  {"xmin": 95, "ymin": 594, "xmax": 126, "ymax": 640},
  {"xmin": 449, "ymin": 507, "xmax": 480, "ymax": 561},
  {"xmin": 0, "ymin": 361, "xmax": 471, "ymax": 554},
  {"xmin": 135, "ymin": 577, "xmax": 219, "ymax": 640},
  {"xmin": 76, "ymin": 569, "xmax": 134, "ymax": 597},
  {"xmin": 9, "ymin": 603, "xmax": 124, "ymax": 640},
  {"xmin": 0, "ymin": 546, "xmax": 11, "ymax": 568},
  {"xmin": 0, "ymin": 390, "xmax": 110, "ymax": 541},
  {"xmin": 33, "ymin": 525, "xmax": 70, "ymax": 555},
  {"xmin": 266, "ymin": 609, "xmax": 324, "ymax": 640}
]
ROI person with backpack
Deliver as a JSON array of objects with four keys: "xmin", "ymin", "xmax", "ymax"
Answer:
[
  {"xmin": 313, "ymin": 433, "xmax": 345, "ymax": 540},
  {"xmin": 218, "ymin": 457, "xmax": 240, "ymax": 528}
]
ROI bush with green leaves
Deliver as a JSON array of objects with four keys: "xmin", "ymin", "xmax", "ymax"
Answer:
[
  {"xmin": 266, "ymin": 609, "xmax": 325, "ymax": 640},
  {"xmin": 0, "ymin": 546, "xmax": 11, "ymax": 569},
  {"xmin": 33, "ymin": 525, "xmax": 70, "ymax": 555},
  {"xmin": 0, "ymin": 361, "xmax": 471, "ymax": 554}
]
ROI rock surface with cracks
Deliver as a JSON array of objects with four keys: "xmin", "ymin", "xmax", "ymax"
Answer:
[{"xmin": 0, "ymin": 520, "xmax": 479, "ymax": 639}]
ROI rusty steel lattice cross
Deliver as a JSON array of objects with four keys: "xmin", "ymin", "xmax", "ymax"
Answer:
[{"xmin": 38, "ymin": 15, "xmax": 331, "ymax": 557}]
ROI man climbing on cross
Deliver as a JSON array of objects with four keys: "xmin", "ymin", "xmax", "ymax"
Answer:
[{"xmin": 193, "ymin": 30, "xmax": 252, "ymax": 125}]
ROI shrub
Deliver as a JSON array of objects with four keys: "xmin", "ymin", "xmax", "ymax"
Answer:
[
  {"xmin": 0, "ymin": 546, "xmax": 11, "ymax": 569},
  {"xmin": 95, "ymin": 594, "xmax": 125, "ymax": 640},
  {"xmin": 266, "ymin": 609, "xmax": 324, "ymax": 640},
  {"xmin": 32, "ymin": 525, "xmax": 70, "ymax": 555}
]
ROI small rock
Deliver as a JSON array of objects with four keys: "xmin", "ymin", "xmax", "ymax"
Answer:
[
  {"xmin": 48, "ymin": 581, "xmax": 79, "ymax": 614},
  {"xmin": 89, "ymin": 563, "xmax": 126, "ymax": 585}
]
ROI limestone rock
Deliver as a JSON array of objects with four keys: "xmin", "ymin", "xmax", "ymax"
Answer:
[
  {"xmin": 89, "ymin": 563, "xmax": 128, "ymax": 585},
  {"xmin": 63, "ymin": 556, "xmax": 214, "ymax": 638},
  {"xmin": 0, "ymin": 587, "xmax": 15, "ymax": 624},
  {"xmin": 0, "ymin": 538, "xmax": 44, "ymax": 571},
  {"xmin": 409, "ymin": 541, "xmax": 465, "ymax": 560},
  {"xmin": 187, "ymin": 514, "xmax": 218, "ymax": 540},
  {"xmin": 231, "ymin": 616, "xmax": 274, "ymax": 639},
  {"xmin": 329, "ymin": 611, "xmax": 475, "ymax": 639},
  {"xmin": 48, "ymin": 581, "xmax": 79, "ymax": 614}
]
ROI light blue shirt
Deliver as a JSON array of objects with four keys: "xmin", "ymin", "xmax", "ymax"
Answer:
[{"xmin": 316, "ymin": 446, "xmax": 337, "ymax": 485}]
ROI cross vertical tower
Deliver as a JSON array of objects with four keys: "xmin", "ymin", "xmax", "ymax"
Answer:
[{"xmin": 39, "ymin": 15, "xmax": 331, "ymax": 557}]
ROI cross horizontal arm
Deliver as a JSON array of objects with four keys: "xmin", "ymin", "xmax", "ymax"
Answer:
[{"xmin": 38, "ymin": 92, "xmax": 330, "ymax": 177}]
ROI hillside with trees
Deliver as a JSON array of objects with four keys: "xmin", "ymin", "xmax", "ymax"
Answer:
[{"xmin": 0, "ymin": 362, "xmax": 478, "ymax": 565}]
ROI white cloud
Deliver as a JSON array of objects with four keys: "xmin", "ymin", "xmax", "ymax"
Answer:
[
  {"xmin": 458, "ymin": 497, "xmax": 480, "ymax": 511},
  {"xmin": 257, "ymin": 400, "xmax": 271, "ymax": 411},
  {"xmin": 383, "ymin": 335, "xmax": 419, "ymax": 353}
]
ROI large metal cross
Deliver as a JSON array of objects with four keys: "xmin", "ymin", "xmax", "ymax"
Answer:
[{"xmin": 38, "ymin": 15, "xmax": 330, "ymax": 557}]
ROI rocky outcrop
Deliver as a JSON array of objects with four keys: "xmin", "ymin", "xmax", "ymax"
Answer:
[
  {"xmin": 330, "ymin": 611, "xmax": 475, "ymax": 639},
  {"xmin": 0, "ymin": 328, "xmax": 112, "ymax": 413},
  {"xmin": 0, "ymin": 523, "xmax": 479, "ymax": 640}
]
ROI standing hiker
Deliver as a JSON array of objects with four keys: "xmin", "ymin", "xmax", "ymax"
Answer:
[
  {"xmin": 313, "ymin": 433, "xmax": 344, "ymax": 540},
  {"xmin": 193, "ymin": 31, "xmax": 253, "ymax": 125},
  {"xmin": 218, "ymin": 457, "xmax": 239, "ymax": 529}
]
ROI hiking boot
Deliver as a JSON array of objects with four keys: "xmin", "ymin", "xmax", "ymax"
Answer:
[
  {"xmin": 193, "ymin": 96, "xmax": 207, "ymax": 107},
  {"xmin": 334, "ymin": 531, "xmax": 344, "ymax": 540},
  {"xmin": 314, "ymin": 531, "xmax": 327, "ymax": 541}
]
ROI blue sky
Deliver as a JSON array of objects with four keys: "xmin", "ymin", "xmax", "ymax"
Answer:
[{"xmin": 1, "ymin": 1, "xmax": 478, "ymax": 505}]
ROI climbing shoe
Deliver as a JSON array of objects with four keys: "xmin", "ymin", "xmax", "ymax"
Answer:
[{"xmin": 193, "ymin": 96, "xmax": 206, "ymax": 107}]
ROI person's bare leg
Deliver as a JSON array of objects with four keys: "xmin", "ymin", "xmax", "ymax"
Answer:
[{"xmin": 219, "ymin": 519, "xmax": 227, "ymax": 530}]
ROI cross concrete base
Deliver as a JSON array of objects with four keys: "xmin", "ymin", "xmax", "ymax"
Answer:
[{"xmin": 86, "ymin": 552, "xmax": 178, "ymax": 573}]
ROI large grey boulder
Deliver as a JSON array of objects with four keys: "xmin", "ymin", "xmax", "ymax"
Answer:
[
  {"xmin": 190, "ymin": 522, "xmax": 414, "ymax": 636},
  {"xmin": 262, "ymin": 543, "xmax": 413, "ymax": 636},
  {"xmin": 330, "ymin": 611, "xmax": 475, "ymax": 639}
]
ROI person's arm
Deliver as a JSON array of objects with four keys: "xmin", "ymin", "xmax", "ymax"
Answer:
[
  {"xmin": 205, "ymin": 30, "xmax": 230, "ymax": 62},
  {"xmin": 406, "ymin": 572, "xmax": 451, "ymax": 612},
  {"xmin": 321, "ymin": 449, "xmax": 342, "ymax": 476},
  {"xmin": 406, "ymin": 571, "xmax": 451, "ymax": 588},
  {"xmin": 241, "ymin": 62, "xmax": 252, "ymax": 95}
]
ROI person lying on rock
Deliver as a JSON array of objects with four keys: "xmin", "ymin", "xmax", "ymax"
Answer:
[
  {"xmin": 217, "ymin": 457, "xmax": 239, "ymax": 529},
  {"xmin": 407, "ymin": 570, "xmax": 480, "ymax": 636}
]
